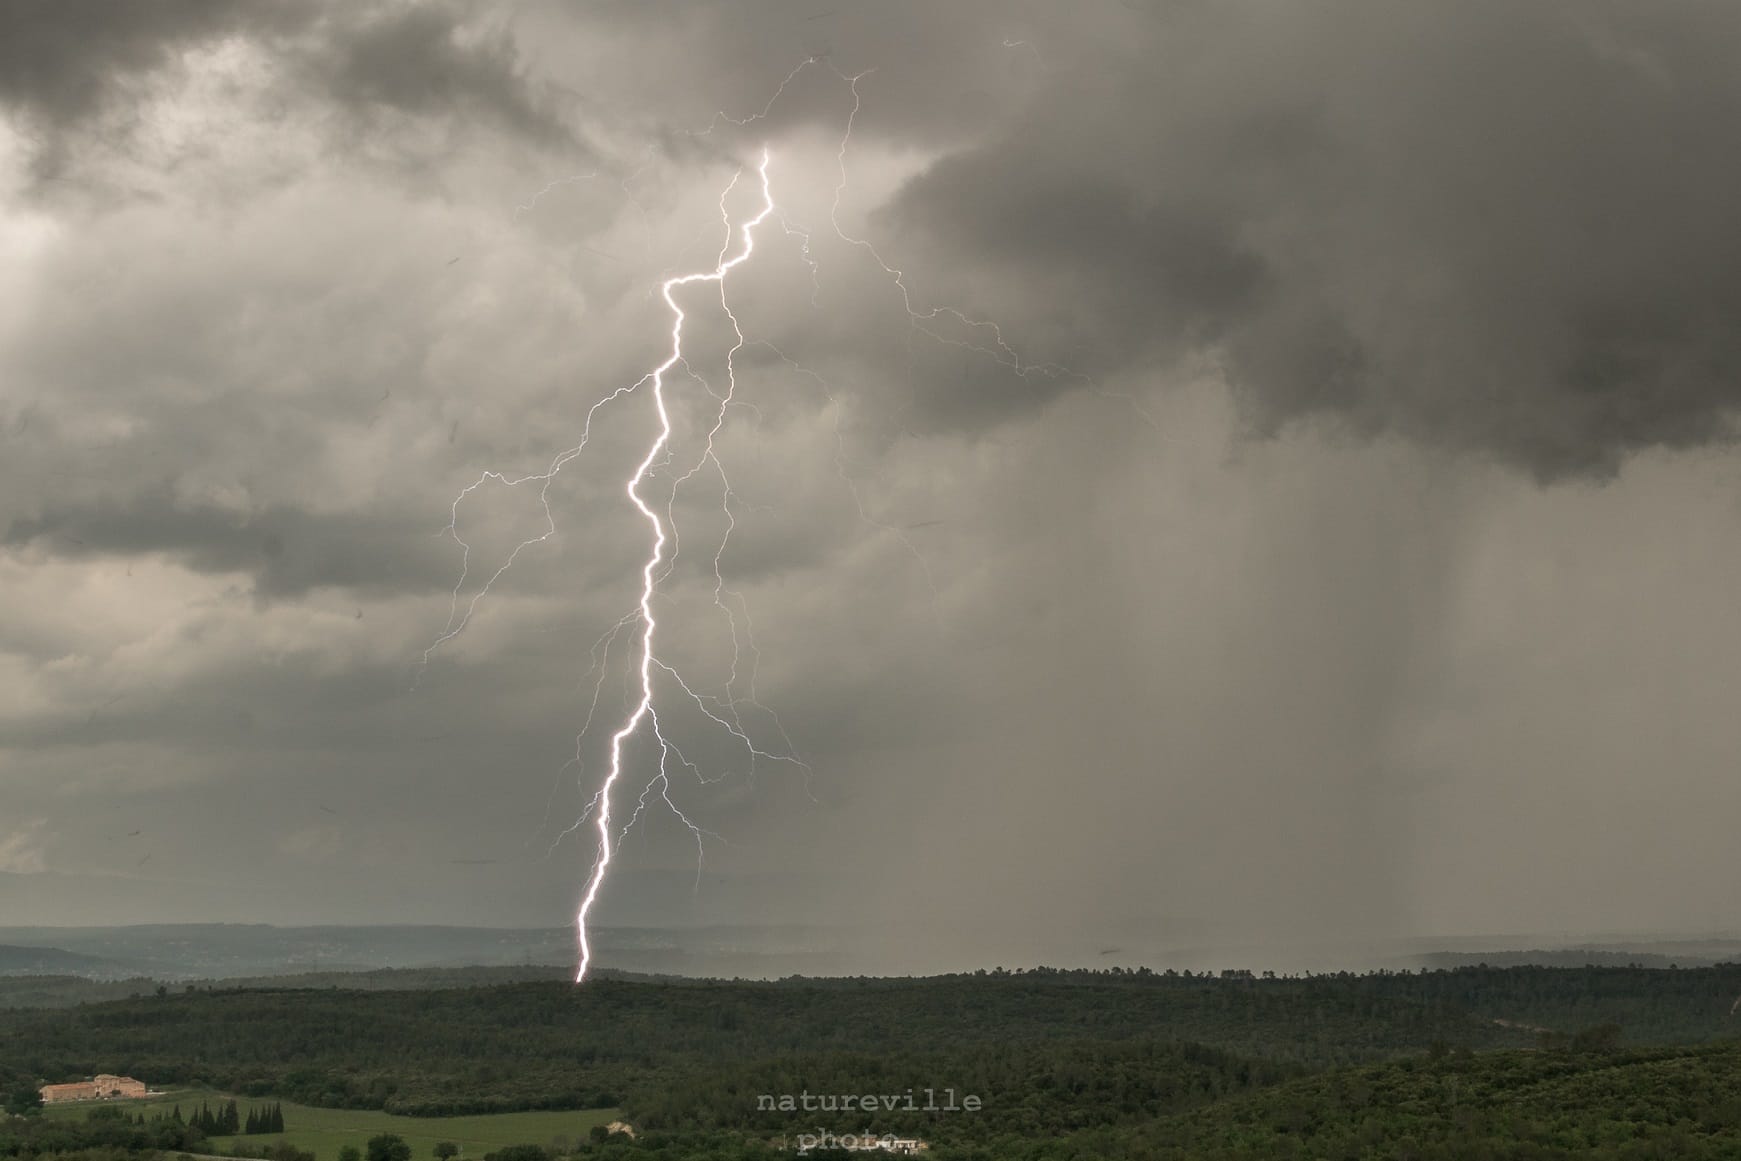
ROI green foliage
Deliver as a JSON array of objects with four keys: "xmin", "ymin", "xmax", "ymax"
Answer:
[
  {"xmin": 263, "ymin": 1144, "xmax": 317, "ymax": 1161},
  {"xmin": 1032, "ymin": 1040, "xmax": 1741, "ymax": 1161},
  {"xmin": 182, "ymin": 1097, "xmax": 281, "ymax": 1136},
  {"xmin": 0, "ymin": 967, "xmax": 1556, "ymax": 1115},
  {"xmin": 366, "ymin": 1132, "xmax": 413, "ymax": 1161},
  {"xmin": 624, "ymin": 1039, "xmax": 1298, "ymax": 1139},
  {"xmin": 2, "ymin": 1082, "xmax": 41, "ymax": 1117},
  {"xmin": 7, "ymin": 965, "xmax": 1741, "ymax": 1160},
  {"xmin": 0, "ymin": 1102, "xmax": 207, "ymax": 1157},
  {"xmin": 42, "ymin": 1092, "xmax": 623, "ymax": 1161},
  {"xmin": 484, "ymin": 1145, "xmax": 548, "ymax": 1161}
]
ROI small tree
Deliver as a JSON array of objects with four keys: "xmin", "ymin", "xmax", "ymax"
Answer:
[
  {"xmin": 338, "ymin": 1146, "xmax": 362, "ymax": 1161},
  {"xmin": 367, "ymin": 1134, "xmax": 413, "ymax": 1161},
  {"xmin": 4, "ymin": 1084, "xmax": 42, "ymax": 1117},
  {"xmin": 434, "ymin": 1143, "xmax": 459, "ymax": 1161}
]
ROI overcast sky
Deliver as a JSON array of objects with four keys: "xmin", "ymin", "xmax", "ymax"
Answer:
[{"xmin": 3, "ymin": 0, "xmax": 1740, "ymax": 971}]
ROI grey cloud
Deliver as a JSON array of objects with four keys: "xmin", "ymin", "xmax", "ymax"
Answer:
[
  {"xmin": 9, "ymin": 0, "xmax": 1741, "ymax": 963},
  {"xmin": 0, "ymin": 0, "xmax": 572, "ymax": 181},
  {"xmin": 516, "ymin": 0, "xmax": 1055, "ymax": 147},
  {"xmin": 0, "ymin": 0, "xmax": 253, "ymax": 128},
  {"xmin": 2, "ymin": 493, "xmax": 456, "ymax": 599},
  {"xmin": 302, "ymin": 2, "xmax": 572, "ymax": 148},
  {"xmin": 877, "ymin": 0, "xmax": 1741, "ymax": 476}
]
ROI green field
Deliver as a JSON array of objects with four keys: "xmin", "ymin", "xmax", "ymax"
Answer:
[{"xmin": 45, "ymin": 1092, "xmax": 622, "ymax": 1161}]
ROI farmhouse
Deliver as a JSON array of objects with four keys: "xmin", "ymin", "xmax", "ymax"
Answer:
[{"xmin": 38, "ymin": 1075, "xmax": 150, "ymax": 1103}]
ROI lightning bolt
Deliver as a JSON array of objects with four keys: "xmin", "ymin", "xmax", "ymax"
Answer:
[
  {"xmin": 560, "ymin": 149, "xmax": 783, "ymax": 982},
  {"xmin": 426, "ymin": 52, "xmax": 1155, "ymax": 984}
]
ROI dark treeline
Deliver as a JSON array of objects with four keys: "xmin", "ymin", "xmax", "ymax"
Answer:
[
  {"xmin": 0, "ymin": 1105, "xmax": 208, "ymax": 1158},
  {"xmin": 421, "ymin": 1043, "xmax": 1741, "ymax": 1161},
  {"xmin": 450, "ymin": 1041, "xmax": 1741, "ymax": 1160},
  {"xmin": 3, "ymin": 967, "xmax": 1741, "ymax": 1159},
  {"xmin": 0, "ymin": 1110, "xmax": 309, "ymax": 1161},
  {"xmin": 964, "ymin": 1040, "xmax": 1741, "ymax": 1160},
  {"xmin": 626, "ymin": 1039, "xmax": 1302, "ymax": 1135},
  {"xmin": 3, "ymin": 964, "xmax": 1739, "ymax": 1118},
  {"xmin": 0, "ymin": 966, "xmax": 1538, "ymax": 1115},
  {"xmin": 0, "ymin": 968, "xmax": 580, "ymax": 1013},
  {"xmin": 177, "ymin": 1098, "xmax": 285, "ymax": 1136}
]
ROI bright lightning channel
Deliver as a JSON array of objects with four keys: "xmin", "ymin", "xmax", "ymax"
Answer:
[{"xmin": 572, "ymin": 150, "xmax": 779, "ymax": 982}]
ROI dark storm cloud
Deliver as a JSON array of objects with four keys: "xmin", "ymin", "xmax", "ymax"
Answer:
[
  {"xmin": 0, "ymin": 0, "xmax": 571, "ymax": 178},
  {"xmin": 10, "ymin": 0, "xmax": 1741, "ymax": 958},
  {"xmin": 2, "ymin": 492, "xmax": 455, "ymax": 599},
  {"xmin": 0, "ymin": 0, "xmax": 252, "ymax": 128},
  {"xmin": 875, "ymin": 0, "xmax": 1741, "ymax": 477},
  {"xmin": 517, "ymin": 0, "xmax": 1051, "ymax": 146},
  {"xmin": 300, "ymin": 3, "xmax": 571, "ymax": 147}
]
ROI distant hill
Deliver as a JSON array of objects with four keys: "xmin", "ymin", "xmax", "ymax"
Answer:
[
  {"xmin": 7, "ymin": 918, "xmax": 1741, "ymax": 989},
  {"xmin": 0, "ymin": 965, "xmax": 686, "ymax": 1010},
  {"xmin": 1418, "ymin": 948, "xmax": 1726, "ymax": 969},
  {"xmin": 0, "ymin": 924, "xmax": 578, "ymax": 979},
  {"xmin": 0, "ymin": 944, "xmax": 138, "ymax": 977},
  {"xmin": 0, "ymin": 922, "xmax": 853, "ymax": 981},
  {"xmin": 8, "ymin": 964, "xmax": 1741, "ymax": 1118}
]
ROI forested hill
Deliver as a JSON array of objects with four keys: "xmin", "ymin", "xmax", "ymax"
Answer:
[
  {"xmin": 4, "ymin": 965, "xmax": 1740, "ymax": 1118},
  {"xmin": 0, "ymin": 965, "xmax": 576, "ymax": 1011},
  {"xmin": 957, "ymin": 1041, "xmax": 1741, "ymax": 1160}
]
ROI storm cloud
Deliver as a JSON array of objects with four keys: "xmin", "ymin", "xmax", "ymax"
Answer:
[
  {"xmin": 3, "ymin": 0, "xmax": 1740, "ymax": 970},
  {"xmin": 865, "ymin": 0, "xmax": 1741, "ymax": 477}
]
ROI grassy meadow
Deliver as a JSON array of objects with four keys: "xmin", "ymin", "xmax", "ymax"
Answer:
[{"xmin": 43, "ymin": 1092, "xmax": 622, "ymax": 1161}]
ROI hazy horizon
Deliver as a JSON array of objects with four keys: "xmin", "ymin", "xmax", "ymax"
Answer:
[{"xmin": 8, "ymin": 915, "xmax": 1741, "ymax": 987}]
